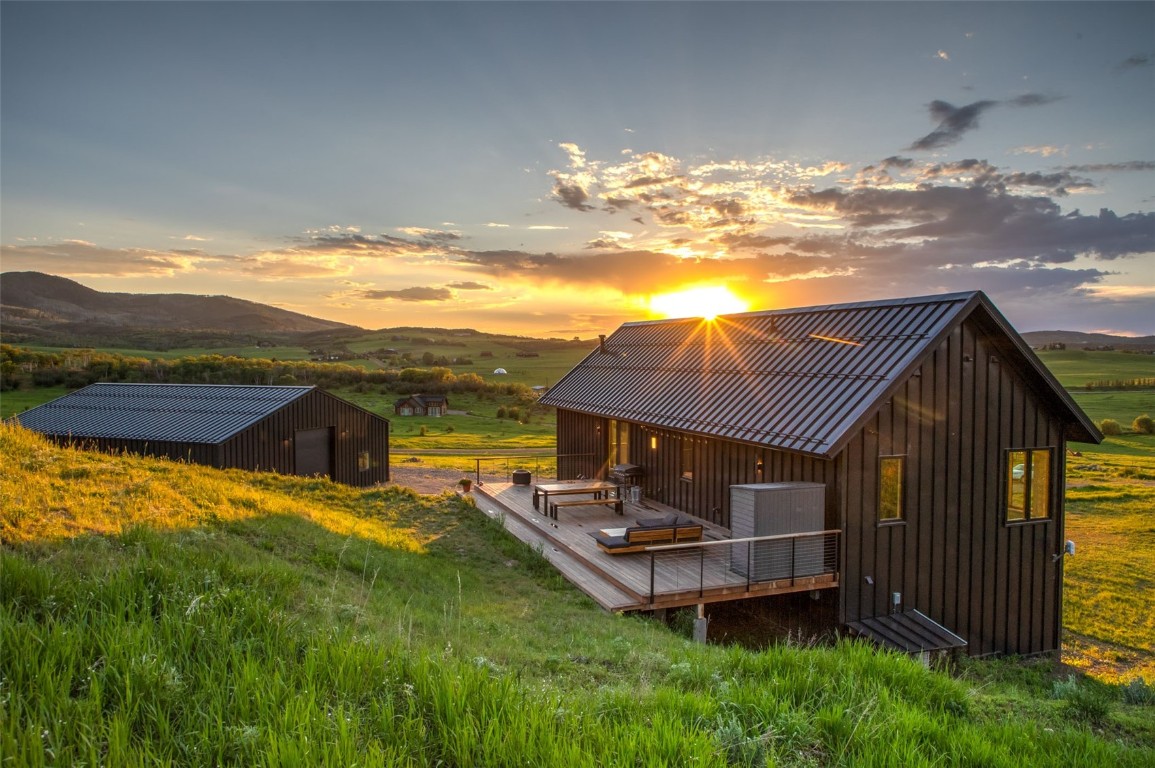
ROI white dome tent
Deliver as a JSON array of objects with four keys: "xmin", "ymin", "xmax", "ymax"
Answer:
[{"xmin": 493, "ymin": 368, "xmax": 507, "ymax": 375}]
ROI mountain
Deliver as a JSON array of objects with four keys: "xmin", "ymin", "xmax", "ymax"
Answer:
[
  {"xmin": 0, "ymin": 272, "xmax": 357, "ymax": 347},
  {"xmin": 1021, "ymin": 329, "xmax": 1155, "ymax": 350}
]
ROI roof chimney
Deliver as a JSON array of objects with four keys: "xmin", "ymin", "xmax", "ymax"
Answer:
[{"xmin": 598, "ymin": 334, "xmax": 607, "ymax": 353}]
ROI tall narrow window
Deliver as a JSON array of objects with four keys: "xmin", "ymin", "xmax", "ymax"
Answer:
[
  {"xmin": 681, "ymin": 439, "xmax": 694, "ymax": 481},
  {"xmin": 609, "ymin": 419, "xmax": 629, "ymax": 465},
  {"xmin": 1006, "ymin": 448, "xmax": 1052, "ymax": 522},
  {"xmin": 879, "ymin": 456, "xmax": 905, "ymax": 521}
]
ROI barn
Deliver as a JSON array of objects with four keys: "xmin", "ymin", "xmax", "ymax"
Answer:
[
  {"xmin": 540, "ymin": 291, "xmax": 1101, "ymax": 656},
  {"xmin": 15, "ymin": 383, "xmax": 390, "ymax": 487}
]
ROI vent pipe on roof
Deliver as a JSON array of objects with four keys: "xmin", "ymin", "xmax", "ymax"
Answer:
[{"xmin": 598, "ymin": 334, "xmax": 607, "ymax": 353}]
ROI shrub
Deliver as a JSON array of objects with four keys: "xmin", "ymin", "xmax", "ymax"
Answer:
[
  {"xmin": 1122, "ymin": 678, "xmax": 1154, "ymax": 705},
  {"xmin": 496, "ymin": 406, "xmax": 507, "ymax": 418},
  {"xmin": 1132, "ymin": 414, "xmax": 1154, "ymax": 435},
  {"xmin": 1052, "ymin": 675, "xmax": 1112, "ymax": 725},
  {"xmin": 1098, "ymin": 419, "xmax": 1122, "ymax": 436}
]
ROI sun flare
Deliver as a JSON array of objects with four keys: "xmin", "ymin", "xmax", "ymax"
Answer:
[{"xmin": 648, "ymin": 286, "xmax": 749, "ymax": 320}]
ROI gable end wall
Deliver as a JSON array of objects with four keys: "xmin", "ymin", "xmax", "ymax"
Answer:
[{"xmin": 841, "ymin": 316, "xmax": 1068, "ymax": 656}]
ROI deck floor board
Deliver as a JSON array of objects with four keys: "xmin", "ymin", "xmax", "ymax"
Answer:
[{"xmin": 473, "ymin": 482, "xmax": 837, "ymax": 612}]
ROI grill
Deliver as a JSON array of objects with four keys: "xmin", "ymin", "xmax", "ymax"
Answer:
[{"xmin": 609, "ymin": 463, "xmax": 643, "ymax": 486}]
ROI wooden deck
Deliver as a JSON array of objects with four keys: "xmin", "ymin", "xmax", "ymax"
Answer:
[{"xmin": 473, "ymin": 481, "xmax": 838, "ymax": 612}]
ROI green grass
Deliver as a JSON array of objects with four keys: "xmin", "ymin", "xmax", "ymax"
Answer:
[
  {"xmin": 1063, "ymin": 450, "xmax": 1155, "ymax": 684},
  {"xmin": 0, "ymin": 387, "xmax": 72, "ymax": 419},
  {"xmin": 1035, "ymin": 349, "xmax": 1155, "ymax": 388},
  {"xmin": 2, "ymin": 424, "xmax": 1153, "ymax": 765},
  {"xmin": 21, "ymin": 344, "xmax": 316, "ymax": 360}
]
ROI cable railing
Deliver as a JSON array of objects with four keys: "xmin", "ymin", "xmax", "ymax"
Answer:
[
  {"xmin": 469, "ymin": 452, "xmax": 597, "ymax": 485},
  {"xmin": 644, "ymin": 530, "xmax": 841, "ymax": 604}
]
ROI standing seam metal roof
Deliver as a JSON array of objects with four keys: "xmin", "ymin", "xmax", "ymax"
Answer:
[
  {"xmin": 541, "ymin": 291, "xmax": 1050, "ymax": 457},
  {"xmin": 14, "ymin": 383, "xmax": 316, "ymax": 444}
]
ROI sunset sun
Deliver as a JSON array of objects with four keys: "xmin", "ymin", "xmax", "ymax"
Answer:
[{"xmin": 649, "ymin": 286, "xmax": 749, "ymax": 320}]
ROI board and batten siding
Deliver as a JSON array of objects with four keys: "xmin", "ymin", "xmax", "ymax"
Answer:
[
  {"xmin": 555, "ymin": 411, "xmax": 839, "ymax": 531},
  {"xmin": 221, "ymin": 389, "xmax": 389, "ymax": 487},
  {"xmin": 840, "ymin": 316, "xmax": 1067, "ymax": 656}
]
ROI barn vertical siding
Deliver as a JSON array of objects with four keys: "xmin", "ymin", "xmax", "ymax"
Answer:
[
  {"xmin": 842, "ymin": 316, "xmax": 1067, "ymax": 655},
  {"xmin": 553, "ymin": 412, "xmax": 838, "ymax": 530},
  {"xmin": 223, "ymin": 389, "xmax": 389, "ymax": 486}
]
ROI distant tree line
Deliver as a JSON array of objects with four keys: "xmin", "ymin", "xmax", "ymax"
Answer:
[
  {"xmin": 1082, "ymin": 377, "xmax": 1155, "ymax": 391},
  {"xmin": 0, "ymin": 345, "xmax": 533, "ymax": 401}
]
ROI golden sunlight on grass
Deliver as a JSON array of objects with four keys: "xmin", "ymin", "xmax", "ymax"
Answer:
[
  {"xmin": 648, "ymin": 285, "xmax": 749, "ymax": 320},
  {"xmin": 0, "ymin": 423, "xmax": 429, "ymax": 552}
]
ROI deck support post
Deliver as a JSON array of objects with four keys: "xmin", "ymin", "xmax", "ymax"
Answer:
[{"xmin": 692, "ymin": 603, "xmax": 709, "ymax": 644}]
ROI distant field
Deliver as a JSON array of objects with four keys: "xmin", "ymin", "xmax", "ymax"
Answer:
[
  {"xmin": 23, "ymin": 344, "xmax": 314, "ymax": 361},
  {"xmin": 1035, "ymin": 349, "xmax": 1155, "ymax": 387}
]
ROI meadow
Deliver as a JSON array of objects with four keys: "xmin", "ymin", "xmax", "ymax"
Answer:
[{"xmin": 2, "ymin": 424, "xmax": 1152, "ymax": 766}]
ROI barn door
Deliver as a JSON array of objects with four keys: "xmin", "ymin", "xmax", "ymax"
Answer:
[{"xmin": 294, "ymin": 427, "xmax": 333, "ymax": 478}]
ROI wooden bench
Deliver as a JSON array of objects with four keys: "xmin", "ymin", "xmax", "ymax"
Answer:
[{"xmin": 548, "ymin": 497, "xmax": 624, "ymax": 519}]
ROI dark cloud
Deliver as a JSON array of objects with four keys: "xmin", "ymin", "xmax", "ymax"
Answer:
[
  {"xmin": 446, "ymin": 281, "xmax": 491, "ymax": 290},
  {"xmin": 908, "ymin": 95, "xmax": 1059, "ymax": 151},
  {"xmin": 909, "ymin": 100, "xmax": 999, "ymax": 150},
  {"xmin": 552, "ymin": 181, "xmax": 594, "ymax": 211},
  {"xmin": 1005, "ymin": 93, "xmax": 1062, "ymax": 108},
  {"xmin": 359, "ymin": 286, "xmax": 453, "ymax": 302},
  {"xmin": 297, "ymin": 233, "xmax": 431, "ymax": 256},
  {"xmin": 1116, "ymin": 53, "xmax": 1152, "ymax": 71},
  {"xmin": 1064, "ymin": 161, "xmax": 1155, "ymax": 173}
]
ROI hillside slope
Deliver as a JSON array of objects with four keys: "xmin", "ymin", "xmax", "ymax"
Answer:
[
  {"xmin": 0, "ymin": 271, "xmax": 355, "ymax": 344},
  {"xmin": 1, "ymin": 425, "xmax": 1151, "ymax": 765}
]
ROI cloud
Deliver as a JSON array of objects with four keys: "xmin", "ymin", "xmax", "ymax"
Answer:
[
  {"xmin": 446, "ymin": 281, "xmax": 491, "ymax": 291},
  {"xmin": 1116, "ymin": 53, "xmax": 1152, "ymax": 71},
  {"xmin": 0, "ymin": 241, "xmax": 209, "ymax": 277},
  {"xmin": 908, "ymin": 94, "xmax": 1060, "ymax": 150},
  {"xmin": 527, "ymin": 225, "xmax": 569, "ymax": 231},
  {"xmin": 395, "ymin": 227, "xmax": 462, "ymax": 243},
  {"xmin": 936, "ymin": 50, "xmax": 950, "ymax": 61},
  {"xmin": 358, "ymin": 286, "xmax": 454, "ymax": 302},
  {"xmin": 485, "ymin": 222, "xmax": 510, "ymax": 228},
  {"xmin": 551, "ymin": 180, "xmax": 595, "ymax": 211},
  {"xmin": 1063, "ymin": 161, "xmax": 1155, "ymax": 173}
]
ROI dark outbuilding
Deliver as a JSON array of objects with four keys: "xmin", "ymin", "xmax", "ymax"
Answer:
[
  {"xmin": 541, "ymin": 291, "xmax": 1100, "ymax": 657},
  {"xmin": 15, "ymin": 383, "xmax": 389, "ymax": 486}
]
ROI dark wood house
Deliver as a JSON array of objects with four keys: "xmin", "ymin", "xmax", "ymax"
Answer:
[
  {"xmin": 540, "ymin": 291, "xmax": 1100, "ymax": 656},
  {"xmin": 393, "ymin": 394, "xmax": 449, "ymax": 417},
  {"xmin": 15, "ymin": 383, "xmax": 389, "ymax": 486}
]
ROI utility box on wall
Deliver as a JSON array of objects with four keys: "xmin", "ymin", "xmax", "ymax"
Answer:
[{"xmin": 730, "ymin": 482, "xmax": 826, "ymax": 580}]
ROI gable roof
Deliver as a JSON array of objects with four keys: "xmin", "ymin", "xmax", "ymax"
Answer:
[
  {"xmin": 540, "ymin": 291, "xmax": 1100, "ymax": 458},
  {"xmin": 394, "ymin": 394, "xmax": 448, "ymax": 408},
  {"xmin": 14, "ymin": 383, "xmax": 316, "ymax": 444}
]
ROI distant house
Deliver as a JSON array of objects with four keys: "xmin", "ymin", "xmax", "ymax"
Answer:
[
  {"xmin": 15, "ymin": 383, "xmax": 389, "ymax": 487},
  {"xmin": 541, "ymin": 291, "xmax": 1100, "ymax": 657},
  {"xmin": 393, "ymin": 394, "xmax": 448, "ymax": 417}
]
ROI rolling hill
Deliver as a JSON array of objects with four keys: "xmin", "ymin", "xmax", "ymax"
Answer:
[{"xmin": 0, "ymin": 271, "xmax": 356, "ymax": 347}]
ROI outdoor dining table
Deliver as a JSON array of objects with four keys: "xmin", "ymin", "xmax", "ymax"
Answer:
[{"xmin": 531, "ymin": 479, "xmax": 619, "ymax": 513}]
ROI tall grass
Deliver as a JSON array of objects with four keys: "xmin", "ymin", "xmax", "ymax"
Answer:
[{"xmin": 2, "ymin": 424, "xmax": 1152, "ymax": 766}]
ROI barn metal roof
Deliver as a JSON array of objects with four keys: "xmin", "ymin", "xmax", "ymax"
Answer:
[
  {"xmin": 540, "ymin": 291, "xmax": 1100, "ymax": 457},
  {"xmin": 847, "ymin": 609, "xmax": 968, "ymax": 654},
  {"xmin": 15, "ymin": 383, "xmax": 315, "ymax": 444}
]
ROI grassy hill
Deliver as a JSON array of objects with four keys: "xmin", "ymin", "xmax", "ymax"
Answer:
[{"xmin": 2, "ymin": 424, "xmax": 1152, "ymax": 766}]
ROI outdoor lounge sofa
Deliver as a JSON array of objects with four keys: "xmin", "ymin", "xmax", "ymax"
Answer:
[{"xmin": 591, "ymin": 513, "xmax": 704, "ymax": 555}]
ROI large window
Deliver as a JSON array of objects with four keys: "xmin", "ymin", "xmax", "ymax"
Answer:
[
  {"xmin": 879, "ymin": 456, "xmax": 905, "ymax": 522},
  {"xmin": 1006, "ymin": 448, "xmax": 1052, "ymax": 522}
]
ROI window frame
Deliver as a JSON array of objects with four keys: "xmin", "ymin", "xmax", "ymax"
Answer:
[
  {"xmin": 680, "ymin": 438, "xmax": 694, "ymax": 482},
  {"xmin": 877, "ymin": 455, "xmax": 906, "ymax": 525},
  {"xmin": 1004, "ymin": 447, "xmax": 1053, "ymax": 524}
]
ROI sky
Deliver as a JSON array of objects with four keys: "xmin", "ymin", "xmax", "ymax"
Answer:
[{"xmin": 2, "ymin": 1, "xmax": 1153, "ymax": 337}]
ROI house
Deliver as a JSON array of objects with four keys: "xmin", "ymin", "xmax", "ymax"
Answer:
[
  {"xmin": 15, "ymin": 383, "xmax": 389, "ymax": 487},
  {"xmin": 393, "ymin": 394, "xmax": 449, "ymax": 417},
  {"xmin": 540, "ymin": 291, "xmax": 1101, "ymax": 657}
]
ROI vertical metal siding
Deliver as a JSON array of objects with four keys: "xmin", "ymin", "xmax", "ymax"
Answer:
[{"xmin": 841, "ymin": 316, "xmax": 1068, "ymax": 656}]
